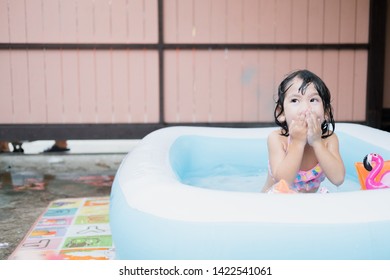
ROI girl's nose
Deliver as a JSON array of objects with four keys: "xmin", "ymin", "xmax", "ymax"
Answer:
[{"xmin": 300, "ymin": 101, "xmax": 310, "ymax": 112}]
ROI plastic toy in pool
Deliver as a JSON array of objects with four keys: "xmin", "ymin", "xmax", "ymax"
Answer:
[
  {"xmin": 363, "ymin": 153, "xmax": 390, "ymax": 189},
  {"xmin": 110, "ymin": 123, "xmax": 390, "ymax": 260}
]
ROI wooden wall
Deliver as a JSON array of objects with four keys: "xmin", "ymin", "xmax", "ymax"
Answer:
[{"xmin": 0, "ymin": 0, "xmax": 382, "ymax": 140}]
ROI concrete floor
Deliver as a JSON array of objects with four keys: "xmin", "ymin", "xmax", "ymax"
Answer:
[{"xmin": 0, "ymin": 140, "xmax": 138, "ymax": 260}]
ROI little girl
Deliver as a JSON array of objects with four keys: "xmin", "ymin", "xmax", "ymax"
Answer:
[{"xmin": 262, "ymin": 69, "xmax": 345, "ymax": 193}]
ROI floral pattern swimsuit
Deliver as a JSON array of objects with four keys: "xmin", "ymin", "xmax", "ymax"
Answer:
[
  {"xmin": 290, "ymin": 163, "xmax": 326, "ymax": 192},
  {"xmin": 268, "ymin": 136, "xmax": 329, "ymax": 193},
  {"xmin": 268, "ymin": 162, "xmax": 327, "ymax": 193}
]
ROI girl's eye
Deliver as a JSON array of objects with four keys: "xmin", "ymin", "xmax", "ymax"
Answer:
[
  {"xmin": 290, "ymin": 98, "xmax": 299, "ymax": 103},
  {"xmin": 310, "ymin": 98, "xmax": 320, "ymax": 103}
]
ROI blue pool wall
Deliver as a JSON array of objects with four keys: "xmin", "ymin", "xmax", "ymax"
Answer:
[{"xmin": 110, "ymin": 179, "xmax": 390, "ymax": 260}]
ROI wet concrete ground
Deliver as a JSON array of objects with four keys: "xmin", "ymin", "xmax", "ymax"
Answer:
[{"xmin": 0, "ymin": 140, "xmax": 137, "ymax": 260}]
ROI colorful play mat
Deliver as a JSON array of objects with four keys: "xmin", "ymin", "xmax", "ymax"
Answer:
[{"xmin": 9, "ymin": 196, "xmax": 115, "ymax": 260}]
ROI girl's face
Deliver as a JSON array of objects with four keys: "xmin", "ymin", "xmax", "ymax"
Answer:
[{"xmin": 281, "ymin": 78, "xmax": 325, "ymax": 127}]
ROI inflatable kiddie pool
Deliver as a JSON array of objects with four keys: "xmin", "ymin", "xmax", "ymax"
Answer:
[{"xmin": 110, "ymin": 123, "xmax": 390, "ymax": 259}]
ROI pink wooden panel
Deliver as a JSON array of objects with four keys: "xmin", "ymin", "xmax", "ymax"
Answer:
[
  {"xmin": 353, "ymin": 51, "xmax": 368, "ymax": 120},
  {"xmin": 226, "ymin": 51, "xmax": 243, "ymax": 121},
  {"xmin": 257, "ymin": 51, "xmax": 276, "ymax": 122},
  {"xmin": 274, "ymin": 51, "xmax": 293, "ymax": 89},
  {"xmin": 274, "ymin": 0, "xmax": 292, "ymax": 43},
  {"xmin": 0, "ymin": 51, "xmax": 13, "ymax": 123},
  {"xmin": 28, "ymin": 51, "xmax": 47, "ymax": 123},
  {"xmin": 2, "ymin": 47, "xmax": 371, "ymax": 126},
  {"xmin": 163, "ymin": 0, "xmax": 366, "ymax": 44},
  {"xmin": 0, "ymin": 0, "xmax": 10, "ymax": 42},
  {"xmin": 25, "ymin": 0, "xmax": 44, "ymax": 43},
  {"xmin": 111, "ymin": 0, "xmax": 128, "ymax": 43},
  {"xmin": 95, "ymin": 51, "xmax": 113, "ymax": 122},
  {"xmin": 163, "ymin": 0, "xmax": 177, "ymax": 43},
  {"xmin": 60, "ymin": 0, "xmax": 78, "ymax": 43},
  {"xmin": 144, "ymin": 51, "xmax": 159, "ymax": 122},
  {"xmin": 258, "ymin": 0, "xmax": 276, "ymax": 43},
  {"xmin": 42, "ymin": 0, "xmax": 61, "ymax": 43},
  {"xmin": 0, "ymin": 0, "xmax": 372, "ymax": 126},
  {"xmin": 164, "ymin": 51, "xmax": 179, "ymax": 122},
  {"xmin": 164, "ymin": 49, "xmax": 369, "ymax": 123},
  {"xmin": 8, "ymin": 0, "xmax": 26, "ymax": 43},
  {"xmin": 147, "ymin": 0, "xmax": 304, "ymax": 44},
  {"xmin": 210, "ymin": 50, "xmax": 227, "ymax": 121},
  {"xmin": 77, "ymin": 0, "xmax": 95, "ymax": 43},
  {"xmin": 10, "ymin": 51, "xmax": 30, "ymax": 123},
  {"xmin": 128, "ymin": 50, "xmax": 144, "ymax": 123},
  {"xmin": 136, "ymin": 51, "xmax": 149, "ymax": 123},
  {"xmin": 34, "ymin": 0, "xmax": 159, "ymax": 44},
  {"xmin": 242, "ymin": 51, "xmax": 260, "ymax": 121},
  {"xmin": 95, "ymin": 0, "xmax": 111, "ymax": 43},
  {"xmin": 307, "ymin": 0, "xmax": 324, "ymax": 43},
  {"xmin": 307, "ymin": 51, "xmax": 323, "ymax": 77},
  {"xmin": 193, "ymin": 51, "xmax": 211, "ymax": 122},
  {"xmin": 290, "ymin": 50, "xmax": 308, "ymax": 71},
  {"xmin": 337, "ymin": 51, "xmax": 355, "ymax": 120},
  {"xmin": 78, "ymin": 50, "xmax": 97, "ymax": 123},
  {"xmin": 177, "ymin": 0, "xmax": 194, "ymax": 43},
  {"xmin": 355, "ymin": 0, "xmax": 369, "ymax": 43},
  {"xmin": 322, "ymin": 51, "xmax": 340, "ymax": 116},
  {"xmin": 323, "ymin": 0, "xmax": 340, "ymax": 43},
  {"xmin": 70, "ymin": 50, "xmax": 160, "ymax": 124},
  {"xmin": 177, "ymin": 50, "xmax": 195, "ymax": 122},
  {"xmin": 133, "ymin": 51, "xmax": 160, "ymax": 123},
  {"xmin": 62, "ymin": 51, "xmax": 80, "ymax": 123},
  {"xmin": 193, "ymin": 0, "xmax": 212, "ymax": 43},
  {"xmin": 226, "ymin": 0, "xmax": 243, "ymax": 43},
  {"xmin": 291, "ymin": 0, "xmax": 308, "ymax": 43},
  {"xmin": 129, "ymin": 0, "xmax": 144, "ymax": 43},
  {"xmin": 210, "ymin": 0, "xmax": 227, "ymax": 43},
  {"xmin": 1, "ymin": 48, "xmax": 162, "ymax": 125},
  {"xmin": 128, "ymin": 51, "xmax": 146, "ymax": 123},
  {"xmin": 339, "ymin": 0, "xmax": 356, "ymax": 43},
  {"xmin": 144, "ymin": 0, "xmax": 158, "ymax": 43},
  {"xmin": 128, "ymin": 0, "xmax": 146, "ymax": 43},
  {"xmin": 9, "ymin": 0, "xmax": 368, "ymax": 45},
  {"xmin": 45, "ymin": 51, "xmax": 63, "ymax": 123},
  {"xmin": 242, "ymin": 0, "xmax": 259, "ymax": 43},
  {"xmin": 111, "ymin": 51, "xmax": 130, "ymax": 122}
]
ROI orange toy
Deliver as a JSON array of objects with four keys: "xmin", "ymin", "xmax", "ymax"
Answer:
[{"xmin": 270, "ymin": 179, "xmax": 297, "ymax": 194}]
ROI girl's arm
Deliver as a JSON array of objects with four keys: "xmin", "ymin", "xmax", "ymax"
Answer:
[
  {"xmin": 267, "ymin": 120, "xmax": 307, "ymax": 186},
  {"xmin": 307, "ymin": 113, "xmax": 345, "ymax": 185},
  {"xmin": 311, "ymin": 134, "xmax": 345, "ymax": 185}
]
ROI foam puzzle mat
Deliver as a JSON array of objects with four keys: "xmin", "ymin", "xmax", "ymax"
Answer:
[{"xmin": 9, "ymin": 196, "xmax": 115, "ymax": 260}]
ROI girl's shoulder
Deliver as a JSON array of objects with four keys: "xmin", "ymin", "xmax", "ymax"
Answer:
[
  {"xmin": 323, "ymin": 131, "xmax": 340, "ymax": 147},
  {"xmin": 268, "ymin": 129, "xmax": 286, "ymax": 140},
  {"xmin": 326, "ymin": 131, "xmax": 339, "ymax": 140},
  {"xmin": 267, "ymin": 129, "xmax": 288, "ymax": 149},
  {"xmin": 268, "ymin": 129, "xmax": 281, "ymax": 140}
]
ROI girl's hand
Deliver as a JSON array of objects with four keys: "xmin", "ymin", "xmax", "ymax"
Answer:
[
  {"xmin": 306, "ymin": 111, "xmax": 322, "ymax": 146},
  {"xmin": 289, "ymin": 112, "xmax": 307, "ymax": 144}
]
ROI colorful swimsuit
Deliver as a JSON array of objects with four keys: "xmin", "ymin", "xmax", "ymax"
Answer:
[
  {"xmin": 290, "ymin": 163, "xmax": 326, "ymax": 192},
  {"xmin": 268, "ymin": 136, "xmax": 327, "ymax": 193},
  {"xmin": 268, "ymin": 162, "xmax": 326, "ymax": 193}
]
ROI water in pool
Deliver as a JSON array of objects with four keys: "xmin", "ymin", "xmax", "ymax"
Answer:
[
  {"xmin": 170, "ymin": 132, "xmax": 373, "ymax": 193},
  {"xmin": 180, "ymin": 163, "xmax": 361, "ymax": 193}
]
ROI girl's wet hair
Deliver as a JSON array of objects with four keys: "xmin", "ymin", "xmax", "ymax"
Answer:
[{"xmin": 274, "ymin": 69, "xmax": 335, "ymax": 138}]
